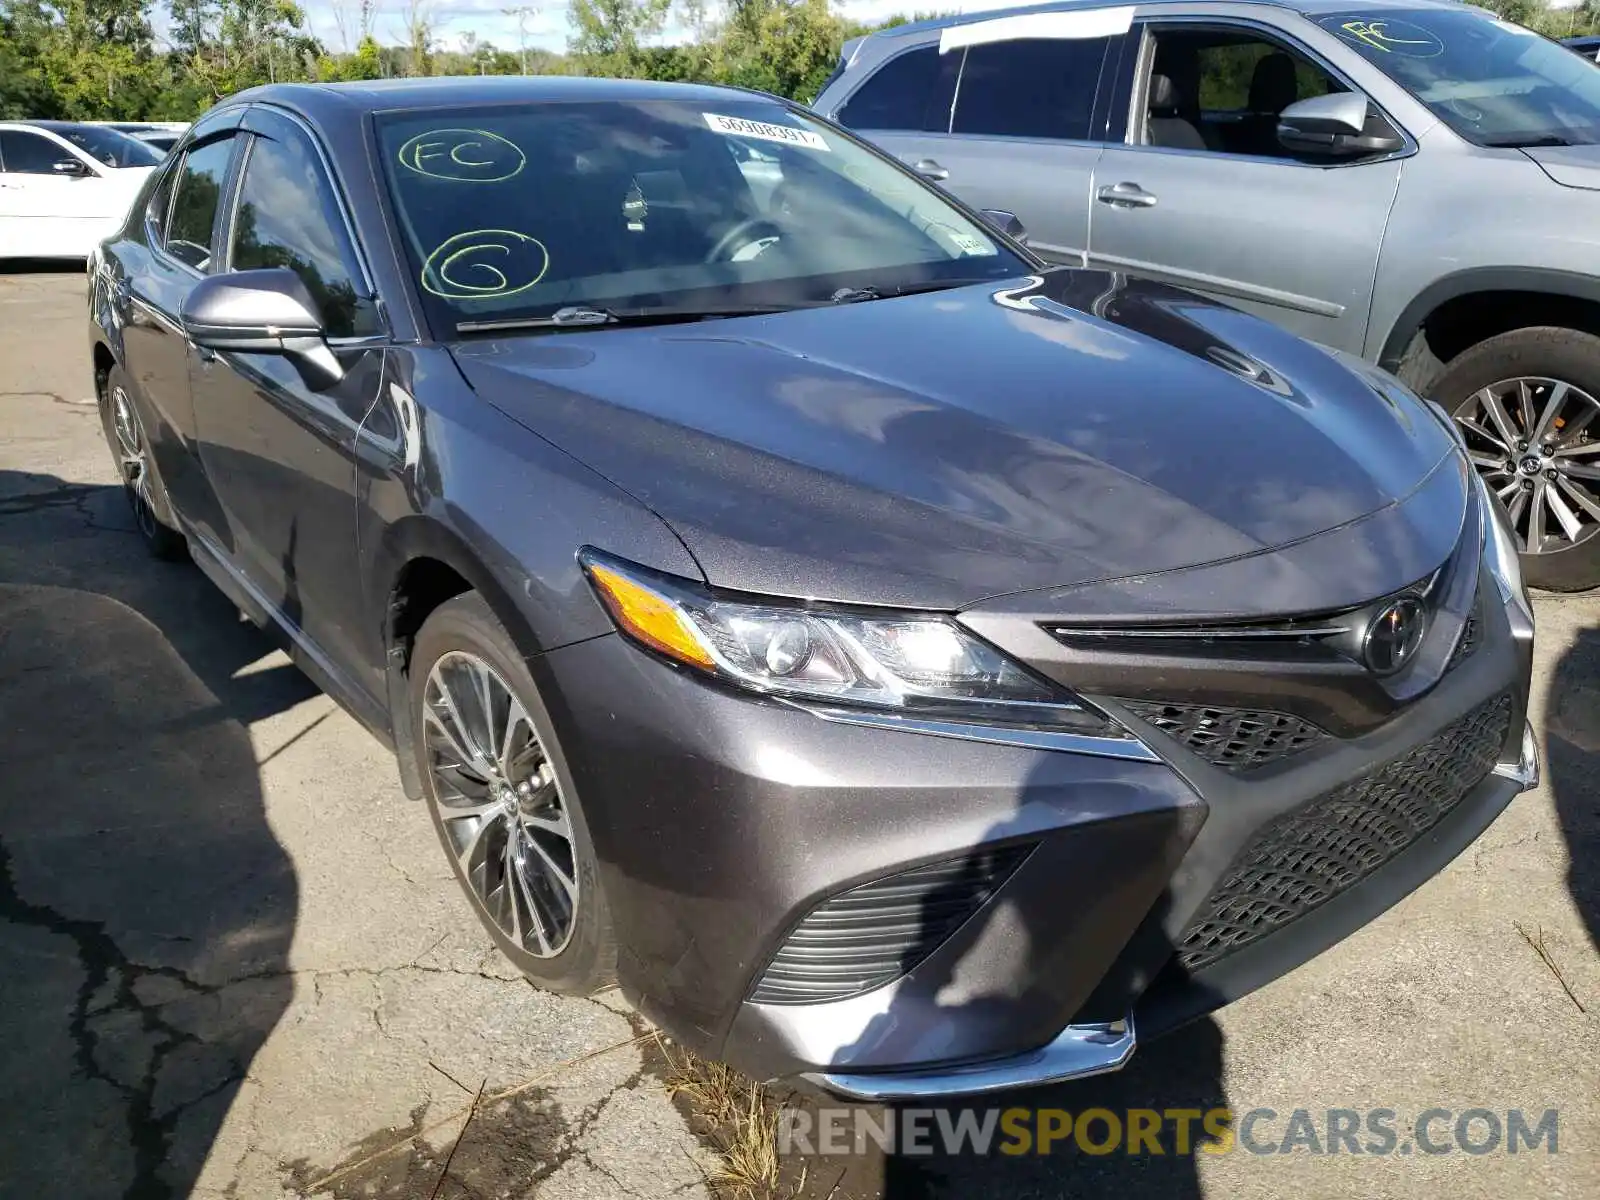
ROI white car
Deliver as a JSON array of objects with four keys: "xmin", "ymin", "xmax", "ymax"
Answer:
[{"xmin": 0, "ymin": 121, "xmax": 163, "ymax": 260}]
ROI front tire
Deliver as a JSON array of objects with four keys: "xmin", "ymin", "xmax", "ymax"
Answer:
[
  {"xmin": 409, "ymin": 592, "xmax": 615, "ymax": 993},
  {"xmin": 1430, "ymin": 326, "xmax": 1600, "ymax": 591},
  {"xmin": 100, "ymin": 365, "xmax": 186, "ymax": 561}
]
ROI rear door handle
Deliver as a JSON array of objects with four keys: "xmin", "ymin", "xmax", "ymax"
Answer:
[
  {"xmin": 910, "ymin": 158, "xmax": 949, "ymax": 182},
  {"xmin": 1096, "ymin": 182, "xmax": 1158, "ymax": 209}
]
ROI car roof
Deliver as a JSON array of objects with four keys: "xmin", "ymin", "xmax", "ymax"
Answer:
[
  {"xmin": 869, "ymin": 0, "xmax": 1480, "ymax": 40},
  {"xmin": 227, "ymin": 75, "xmax": 778, "ymax": 124}
]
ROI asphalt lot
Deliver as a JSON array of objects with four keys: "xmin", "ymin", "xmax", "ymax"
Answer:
[{"xmin": 0, "ymin": 264, "xmax": 1596, "ymax": 1200}]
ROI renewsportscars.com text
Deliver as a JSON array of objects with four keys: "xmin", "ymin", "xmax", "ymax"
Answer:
[{"xmin": 778, "ymin": 1106, "xmax": 1560, "ymax": 1158}]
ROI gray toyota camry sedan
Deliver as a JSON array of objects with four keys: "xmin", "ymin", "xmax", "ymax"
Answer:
[{"xmin": 87, "ymin": 76, "xmax": 1536, "ymax": 1098}]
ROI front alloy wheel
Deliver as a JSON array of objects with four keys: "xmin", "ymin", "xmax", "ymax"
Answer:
[
  {"xmin": 410, "ymin": 592, "xmax": 613, "ymax": 992},
  {"xmin": 1453, "ymin": 377, "xmax": 1600, "ymax": 557},
  {"xmin": 424, "ymin": 650, "xmax": 580, "ymax": 957}
]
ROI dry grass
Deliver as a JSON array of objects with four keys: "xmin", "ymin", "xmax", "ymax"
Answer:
[{"xmin": 657, "ymin": 1034, "xmax": 792, "ymax": 1198}]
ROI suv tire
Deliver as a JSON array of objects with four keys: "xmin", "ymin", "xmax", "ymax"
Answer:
[{"xmin": 1430, "ymin": 325, "xmax": 1600, "ymax": 592}]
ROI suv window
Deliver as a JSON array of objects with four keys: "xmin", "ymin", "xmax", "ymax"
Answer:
[
  {"xmin": 1140, "ymin": 27, "xmax": 1347, "ymax": 158},
  {"xmin": 230, "ymin": 129, "xmax": 380, "ymax": 337},
  {"xmin": 837, "ymin": 46, "xmax": 961, "ymax": 132},
  {"xmin": 166, "ymin": 137, "xmax": 236, "ymax": 271},
  {"xmin": 0, "ymin": 130, "xmax": 72, "ymax": 174},
  {"xmin": 951, "ymin": 37, "xmax": 1113, "ymax": 141}
]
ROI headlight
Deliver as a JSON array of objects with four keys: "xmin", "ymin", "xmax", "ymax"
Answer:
[{"xmin": 581, "ymin": 551, "xmax": 1122, "ymax": 735}]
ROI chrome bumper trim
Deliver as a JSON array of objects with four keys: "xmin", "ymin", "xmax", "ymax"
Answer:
[
  {"xmin": 1493, "ymin": 720, "xmax": 1539, "ymax": 790},
  {"xmin": 798, "ymin": 705, "xmax": 1161, "ymax": 762},
  {"xmin": 803, "ymin": 1016, "xmax": 1136, "ymax": 1102}
]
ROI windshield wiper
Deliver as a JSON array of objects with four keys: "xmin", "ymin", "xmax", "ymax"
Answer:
[
  {"xmin": 826, "ymin": 277, "xmax": 1002, "ymax": 305},
  {"xmin": 454, "ymin": 303, "xmax": 796, "ymax": 335},
  {"xmin": 1483, "ymin": 134, "xmax": 1576, "ymax": 148}
]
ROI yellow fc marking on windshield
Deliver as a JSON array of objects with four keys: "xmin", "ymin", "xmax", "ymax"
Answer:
[{"xmin": 398, "ymin": 129, "xmax": 525, "ymax": 182}]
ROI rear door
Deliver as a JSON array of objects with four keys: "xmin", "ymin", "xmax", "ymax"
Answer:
[
  {"xmin": 827, "ymin": 25, "xmax": 1120, "ymax": 266},
  {"xmin": 119, "ymin": 122, "xmax": 244, "ymax": 550},
  {"xmin": 1088, "ymin": 14, "xmax": 1405, "ymax": 351},
  {"xmin": 192, "ymin": 106, "xmax": 387, "ymax": 694}
]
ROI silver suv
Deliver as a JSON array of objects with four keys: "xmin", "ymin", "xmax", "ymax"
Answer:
[{"xmin": 815, "ymin": 0, "xmax": 1600, "ymax": 590}]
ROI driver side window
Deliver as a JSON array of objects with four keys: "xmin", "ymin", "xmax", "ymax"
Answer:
[
  {"xmin": 0, "ymin": 130, "xmax": 74, "ymax": 175},
  {"xmin": 1140, "ymin": 26, "xmax": 1351, "ymax": 159}
]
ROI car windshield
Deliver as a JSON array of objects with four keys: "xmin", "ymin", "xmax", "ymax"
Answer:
[
  {"xmin": 1318, "ymin": 9, "xmax": 1600, "ymax": 147},
  {"xmin": 374, "ymin": 98, "xmax": 1025, "ymax": 332},
  {"xmin": 45, "ymin": 124, "xmax": 163, "ymax": 168}
]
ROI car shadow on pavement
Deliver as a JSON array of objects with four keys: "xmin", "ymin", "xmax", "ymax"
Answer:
[
  {"xmin": 0, "ymin": 468, "xmax": 311, "ymax": 1197},
  {"xmin": 1547, "ymin": 626, "xmax": 1600, "ymax": 958}
]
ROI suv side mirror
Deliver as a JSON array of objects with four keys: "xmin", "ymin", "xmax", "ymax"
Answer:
[
  {"xmin": 181, "ymin": 268, "xmax": 345, "ymax": 390},
  {"xmin": 980, "ymin": 209, "xmax": 1029, "ymax": 246},
  {"xmin": 1278, "ymin": 93, "xmax": 1404, "ymax": 158},
  {"xmin": 52, "ymin": 158, "xmax": 91, "ymax": 178}
]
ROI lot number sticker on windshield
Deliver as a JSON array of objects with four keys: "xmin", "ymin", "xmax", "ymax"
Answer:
[{"xmin": 703, "ymin": 113, "xmax": 830, "ymax": 152}]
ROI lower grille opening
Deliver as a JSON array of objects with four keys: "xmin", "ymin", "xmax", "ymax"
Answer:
[
  {"xmin": 1176, "ymin": 692, "xmax": 1513, "ymax": 973},
  {"xmin": 749, "ymin": 845, "xmax": 1032, "ymax": 1005}
]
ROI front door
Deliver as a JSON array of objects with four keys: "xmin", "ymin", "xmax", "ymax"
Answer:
[
  {"xmin": 191, "ymin": 109, "xmax": 386, "ymax": 694},
  {"xmin": 1088, "ymin": 18, "xmax": 1404, "ymax": 352}
]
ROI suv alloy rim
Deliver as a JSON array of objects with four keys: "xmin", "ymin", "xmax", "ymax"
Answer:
[
  {"xmin": 1453, "ymin": 376, "xmax": 1600, "ymax": 555},
  {"xmin": 423, "ymin": 651, "xmax": 579, "ymax": 957},
  {"xmin": 111, "ymin": 385, "xmax": 159, "ymax": 541}
]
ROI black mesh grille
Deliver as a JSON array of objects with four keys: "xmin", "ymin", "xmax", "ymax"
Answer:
[
  {"xmin": 749, "ymin": 845, "xmax": 1032, "ymax": 1005},
  {"xmin": 1177, "ymin": 692, "xmax": 1512, "ymax": 972},
  {"xmin": 1120, "ymin": 701, "xmax": 1327, "ymax": 770}
]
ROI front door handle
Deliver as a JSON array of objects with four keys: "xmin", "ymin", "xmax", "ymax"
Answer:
[
  {"xmin": 1096, "ymin": 182, "xmax": 1158, "ymax": 209},
  {"xmin": 910, "ymin": 158, "xmax": 950, "ymax": 182}
]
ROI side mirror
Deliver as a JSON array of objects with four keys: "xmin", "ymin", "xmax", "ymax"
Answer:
[
  {"xmin": 52, "ymin": 158, "xmax": 91, "ymax": 178},
  {"xmin": 980, "ymin": 208, "xmax": 1029, "ymax": 246},
  {"xmin": 181, "ymin": 268, "xmax": 344, "ymax": 390},
  {"xmin": 1278, "ymin": 93, "xmax": 1404, "ymax": 158}
]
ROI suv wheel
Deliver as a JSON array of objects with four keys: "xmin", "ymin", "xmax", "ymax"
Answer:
[
  {"xmin": 100, "ymin": 366, "xmax": 186, "ymax": 561},
  {"xmin": 1431, "ymin": 326, "xmax": 1600, "ymax": 591},
  {"xmin": 408, "ymin": 593, "xmax": 615, "ymax": 992}
]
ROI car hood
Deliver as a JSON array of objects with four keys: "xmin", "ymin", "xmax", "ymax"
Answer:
[
  {"xmin": 451, "ymin": 270, "xmax": 1459, "ymax": 610},
  {"xmin": 1520, "ymin": 143, "xmax": 1600, "ymax": 190}
]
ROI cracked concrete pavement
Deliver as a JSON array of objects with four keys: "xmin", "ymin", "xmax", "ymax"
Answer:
[
  {"xmin": 0, "ymin": 267, "xmax": 715, "ymax": 1198},
  {"xmin": 2, "ymin": 263, "xmax": 1598, "ymax": 1200}
]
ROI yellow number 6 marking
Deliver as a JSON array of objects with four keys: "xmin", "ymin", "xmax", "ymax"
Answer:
[{"xmin": 422, "ymin": 230, "xmax": 550, "ymax": 300}]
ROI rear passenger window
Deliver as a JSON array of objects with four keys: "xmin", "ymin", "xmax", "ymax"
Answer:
[
  {"xmin": 952, "ymin": 37, "xmax": 1112, "ymax": 141},
  {"xmin": 166, "ymin": 136, "xmax": 236, "ymax": 271},
  {"xmin": 837, "ymin": 46, "xmax": 961, "ymax": 132}
]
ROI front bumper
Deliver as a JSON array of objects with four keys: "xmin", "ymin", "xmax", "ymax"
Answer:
[{"xmin": 538, "ymin": 551, "xmax": 1535, "ymax": 1097}]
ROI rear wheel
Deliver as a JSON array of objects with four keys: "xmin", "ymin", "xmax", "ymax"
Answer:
[
  {"xmin": 409, "ymin": 593, "xmax": 615, "ymax": 993},
  {"xmin": 100, "ymin": 366, "xmax": 186, "ymax": 561},
  {"xmin": 1430, "ymin": 326, "xmax": 1600, "ymax": 591}
]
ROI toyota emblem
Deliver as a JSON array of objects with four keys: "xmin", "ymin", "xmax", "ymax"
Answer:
[{"xmin": 1363, "ymin": 597, "xmax": 1427, "ymax": 675}]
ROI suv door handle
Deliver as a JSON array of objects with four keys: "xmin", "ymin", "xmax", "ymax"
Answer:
[
  {"xmin": 910, "ymin": 158, "xmax": 949, "ymax": 182},
  {"xmin": 1096, "ymin": 182, "xmax": 1158, "ymax": 209}
]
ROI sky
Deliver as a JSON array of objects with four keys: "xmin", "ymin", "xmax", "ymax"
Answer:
[{"xmin": 296, "ymin": 0, "xmax": 1024, "ymax": 57}]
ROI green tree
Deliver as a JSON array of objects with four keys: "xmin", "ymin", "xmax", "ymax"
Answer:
[{"xmin": 568, "ymin": 0, "xmax": 672, "ymax": 75}]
